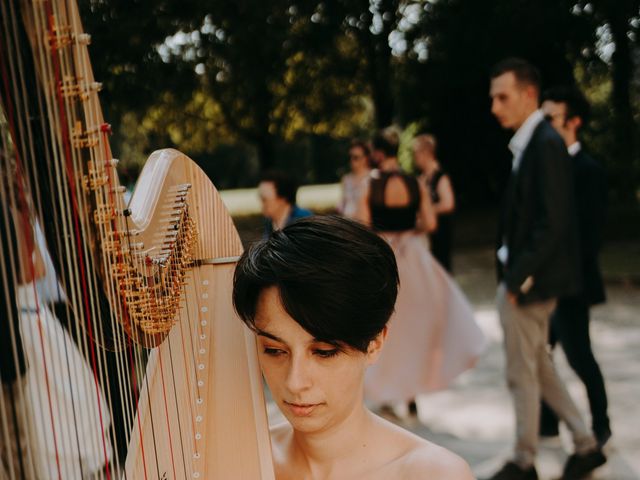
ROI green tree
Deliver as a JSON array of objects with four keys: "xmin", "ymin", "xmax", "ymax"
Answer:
[
  {"xmin": 585, "ymin": 0, "xmax": 640, "ymax": 201},
  {"xmin": 165, "ymin": 2, "xmax": 371, "ymax": 170}
]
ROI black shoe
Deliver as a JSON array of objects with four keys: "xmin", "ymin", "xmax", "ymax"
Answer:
[
  {"xmin": 561, "ymin": 449, "xmax": 607, "ymax": 479},
  {"xmin": 408, "ymin": 400, "xmax": 418, "ymax": 416},
  {"xmin": 484, "ymin": 462, "xmax": 538, "ymax": 480},
  {"xmin": 594, "ymin": 427, "xmax": 612, "ymax": 448}
]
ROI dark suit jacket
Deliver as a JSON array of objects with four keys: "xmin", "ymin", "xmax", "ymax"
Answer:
[
  {"xmin": 572, "ymin": 149, "xmax": 607, "ymax": 305},
  {"xmin": 497, "ymin": 121, "xmax": 581, "ymax": 304}
]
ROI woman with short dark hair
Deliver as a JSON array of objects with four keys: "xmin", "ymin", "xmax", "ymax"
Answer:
[{"xmin": 233, "ymin": 216, "xmax": 473, "ymax": 479}]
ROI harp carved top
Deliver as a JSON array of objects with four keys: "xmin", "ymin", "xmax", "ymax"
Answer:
[
  {"xmin": 22, "ymin": 0, "xmax": 243, "ymax": 345},
  {"xmin": 108, "ymin": 148, "xmax": 243, "ymax": 346}
]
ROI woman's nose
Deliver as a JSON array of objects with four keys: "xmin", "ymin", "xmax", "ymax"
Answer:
[{"xmin": 285, "ymin": 355, "xmax": 312, "ymax": 393}]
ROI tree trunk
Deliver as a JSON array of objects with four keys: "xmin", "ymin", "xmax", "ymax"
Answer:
[
  {"xmin": 371, "ymin": 45, "xmax": 395, "ymax": 128},
  {"xmin": 359, "ymin": 0, "xmax": 397, "ymax": 128},
  {"xmin": 256, "ymin": 135, "xmax": 276, "ymax": 172}
]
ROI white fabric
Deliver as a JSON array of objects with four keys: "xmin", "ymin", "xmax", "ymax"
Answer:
[
  {"xmin": 497, "ymin": 244, "xmax": 509, "ymax": 265},
  {"xmin": 17, "ymin": 285, "xmax": 111, "ymax": 479},
  {"xmin": 339, "ymin": 173, "xmax": 370, "ymax": 220},
  {"xmin": 568, "ymin": 141, "xmax": 581, "ymax": 157},
  {"xmin": 365, "ymin": 232, "xmax": 486, "ymax": 404},
  {"xmin": 508, "ymin": 109, "xmax": 544, "ymax": 173}
]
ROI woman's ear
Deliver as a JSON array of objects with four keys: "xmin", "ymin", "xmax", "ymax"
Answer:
[{"xmin": 366, "ymin": 326, "xmax": 388, "ymax": 365}]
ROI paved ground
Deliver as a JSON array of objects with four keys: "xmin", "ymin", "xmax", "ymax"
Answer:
[
  {"xmin": 386, "ymin": 248, "xmax": 640, "ymax": 480},
  {"xmin": 264, "ymin": 246, "xmax": 640, "ymax": 480}
]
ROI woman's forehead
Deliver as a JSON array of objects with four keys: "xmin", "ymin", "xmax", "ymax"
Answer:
[{"xmin": 256, "ymin": 288, "xmax": 306, "ymax": 335}]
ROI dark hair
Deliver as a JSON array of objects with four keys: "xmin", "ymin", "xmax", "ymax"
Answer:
[
  {"xmin": 350, "ymin": 138, "xmax": 371, "ymax": 156},
  {"xmin": 490, "ymin": 57, "xmax": 541, "ymax": 93},
  {"xmin": 542, "ymin": 85, "xmax": 591, "ymax": 125},
  {"xmin": 233, "ymin": 215, "xmax": 399, "ymax": 352},
  {"xmin": 260, "ymin": 170, "xmax": 298, "ymax": 205},
  {"xmin": 372, "ymin": 127, "xmax": 400, "ymax": 159},
  {"xmin": 349, "ymin": 138, "xmax": 372, "ymax": 168}
]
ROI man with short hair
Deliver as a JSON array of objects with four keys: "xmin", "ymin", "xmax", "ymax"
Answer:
[
  {"xmin": 486, "ymin": 58, "xmax": 606, "ymax": 480},
  {"xmin": 258, "ymin": 171, "xmax": 312, "ymax": 236},
  {"xmin": 539, "ymin": 86, "xmax": 611, "ymax": 447}
]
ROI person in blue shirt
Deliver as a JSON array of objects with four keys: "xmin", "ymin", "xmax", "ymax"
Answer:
[{"xmin": 258, "ymin": 171, "xmax": 312, "ymax": 236}]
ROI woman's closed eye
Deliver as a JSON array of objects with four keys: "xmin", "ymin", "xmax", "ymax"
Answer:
[
  {"xmin": 313, "ymin": 348, "xmax": 340, "ymax": 358},
  {"xmin": 263, "ymin": 346, "xmax": 286, "ymax": 356}
]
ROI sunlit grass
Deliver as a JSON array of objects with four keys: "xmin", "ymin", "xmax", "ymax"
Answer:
[{"xmin": 221, "ymin": 182, "xmax": 340, "ymax": 216}]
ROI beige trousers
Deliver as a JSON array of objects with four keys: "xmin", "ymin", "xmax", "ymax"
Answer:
[{"xmin": 497, "ymin": 283, "xmax": 596, "ymax": 468}]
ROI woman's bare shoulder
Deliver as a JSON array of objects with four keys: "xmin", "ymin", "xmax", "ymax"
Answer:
[
  {"xmin": 400, "ymin": 441, "xmax": 474, "ymax": 479},
  {"xmin": 373, "ymin": 415, "xmax": 474, "ymax": 479}
]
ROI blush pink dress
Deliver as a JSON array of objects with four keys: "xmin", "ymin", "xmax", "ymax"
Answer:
[{"xmin": 364, "ymin": 171, "xmax": 486, "ymax": 405}]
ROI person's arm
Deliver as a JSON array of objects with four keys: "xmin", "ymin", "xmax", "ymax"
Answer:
[
  {"xmin": 416, "ymin": 181, "xmax": 437, "ymax": 233},
  {"xmin": 354, "ymin": 182, "xmax": 372, "ymax": 226},
  {"xmin": 11, "ymin": 207, "xmax": 45, "ymax": 284},
  {"xmin": 337, "ymin": 176, "xmax": 347, "ymax": 215},
  {"xmin": 504, "ymin": 134, "xmax": 571, "ymax": 295},
  {"xmin": 433, "ymin": 175, "xmax": 455, "ymax": 215}
]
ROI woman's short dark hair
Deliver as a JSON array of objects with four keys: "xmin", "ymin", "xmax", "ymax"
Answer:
[{"xmin": 233, "ymin": 216, "xmax": 399, "ymax": 352}]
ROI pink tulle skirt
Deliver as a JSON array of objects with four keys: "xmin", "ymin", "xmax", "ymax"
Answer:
[{"xmin": 364, "ymin": 231, "xmax": 486, "ymax": 405}]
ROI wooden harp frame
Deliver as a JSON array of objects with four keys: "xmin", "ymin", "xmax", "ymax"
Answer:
[{"xmin": 0, "ymin": 0, "xmax": 275, "ymax": 478}]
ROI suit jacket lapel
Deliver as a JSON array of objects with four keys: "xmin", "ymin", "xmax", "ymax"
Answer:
[{"xmin": 503, "ymin": 121, "xmax": 545, "ymax": 241}]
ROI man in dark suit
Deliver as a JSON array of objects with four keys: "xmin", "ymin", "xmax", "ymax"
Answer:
[
  {"xmin": 539, "ymin": 86, "xmax": 611, "ymax": 447},
  {"xmin": 485, "ymin": 58, "xmax": 606, "ymax": 480}
]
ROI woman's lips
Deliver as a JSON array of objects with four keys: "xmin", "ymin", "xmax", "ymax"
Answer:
[{"xmin": 284, "ymin": 401, "xmax": 321, "ymax": 417}]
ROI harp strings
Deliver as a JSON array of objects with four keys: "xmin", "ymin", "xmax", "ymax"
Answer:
[
  {"xmin": 48, "ymin": 0, "xmax": 198, "ymax": 476},
  {"xmin": 35, "ymin": 2, "xmax": 117, "ymax": 478},
  {"xmin": 0, "ymin": 0, "xmax": 213, "ymax": 477},
  {"xmin": 3, "ymin": 0, "xmax": 119, "ymax": 477},
  {"xmin": 1, "ymin": 1, "xmax": 67, "ymax": 476}
]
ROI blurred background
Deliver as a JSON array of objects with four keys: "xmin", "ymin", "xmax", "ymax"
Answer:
[
  {"xmin": 85, "ymin": 0, "xmax": 638, "ymax": 251},
  {"xmin": 78, "ymin": 2, "xmax": 639, "ymax": 477}
]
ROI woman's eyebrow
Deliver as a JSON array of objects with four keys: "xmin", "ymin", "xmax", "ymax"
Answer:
[
  {"xmin": 312, "ymin": 338, "xmax": 343, "ymax": 348},
  {"xmin": 256, "ymin": 328, "xmax": 283, "ymax": 342}
]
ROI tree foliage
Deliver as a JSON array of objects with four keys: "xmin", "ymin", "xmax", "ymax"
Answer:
[{"xmin": 79, "ymin": 0, "xmax": 640, "ymax": 201}]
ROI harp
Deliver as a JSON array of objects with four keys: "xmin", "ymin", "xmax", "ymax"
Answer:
[{"xmin": 0, "ymin": 0, "xmax": 274, "ymax": 478}]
